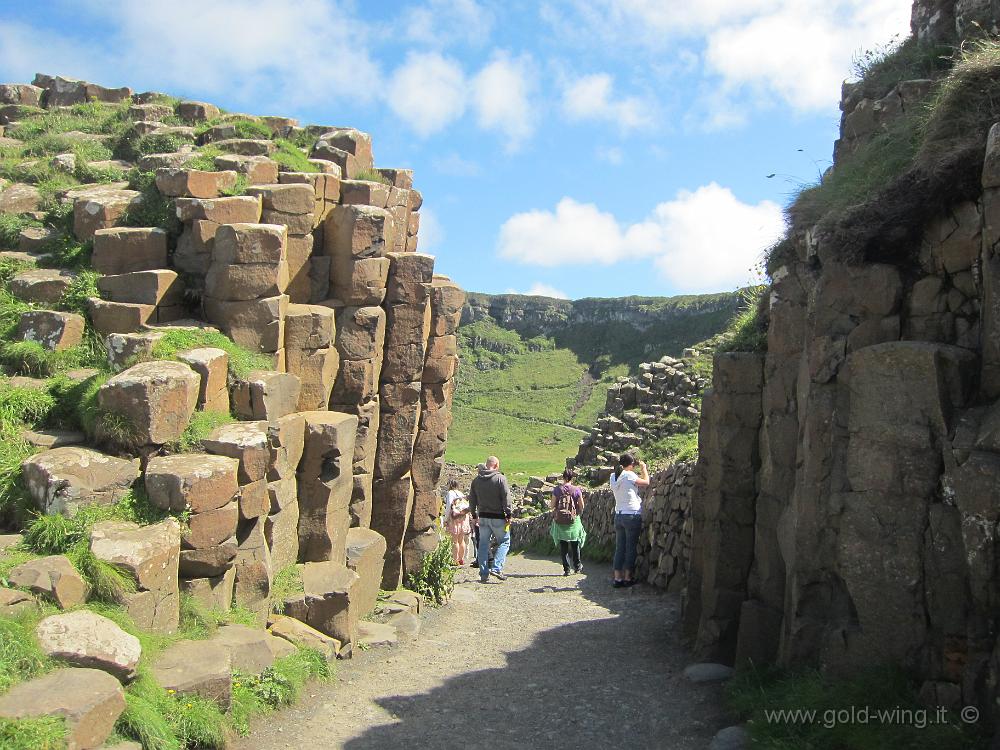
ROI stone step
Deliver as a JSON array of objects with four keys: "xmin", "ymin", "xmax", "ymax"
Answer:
[{"xmin": 16, "ymin": 309, "xmax": 85, "ymax": 350}]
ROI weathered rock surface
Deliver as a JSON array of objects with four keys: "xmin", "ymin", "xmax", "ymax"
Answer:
[
  {"xmin": 97, "ymin": 361, "xmax": 199, "ymax": 445},
  {"xmin": 153, "ymin": 639, "xmax": 232, "ymax": 709},
  {"xmin": 8, "ymin": 555, "xmax": 87, "ymax": 609},
  {"xmin": 36, "ymin": 610, "xmax": 141, "ymax": 682},
  {"xmin": 22, "ymin": 447, "xmax": 138, "ymax": 516}
]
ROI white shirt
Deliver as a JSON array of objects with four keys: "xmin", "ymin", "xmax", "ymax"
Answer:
[
  {"xmin": 610, "ymin": 470, "xmax": 642, "ymax": 513},
  {"xmin": 444, "ymin": 489, "xmax": 464, "ymax": 522}
]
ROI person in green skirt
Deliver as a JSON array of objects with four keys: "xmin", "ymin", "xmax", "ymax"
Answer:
[{"xmin": 549, "ymin": 469, "xmax": 587, "ymax": 576}]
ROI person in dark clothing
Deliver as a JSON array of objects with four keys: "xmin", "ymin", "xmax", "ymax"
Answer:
[{"xmin": 468, "ymin": 455, "xmax": 512, "ymax": 583}]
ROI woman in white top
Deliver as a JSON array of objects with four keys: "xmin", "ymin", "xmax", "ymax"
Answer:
[{"xmin": 609, "ymin": 452, "xmax": 649, "ymax": 588}]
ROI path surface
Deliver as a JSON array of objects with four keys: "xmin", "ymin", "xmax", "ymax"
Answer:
[{"xmin": 233, "ymin": 554, "xmax": 730, "ymax": 749}]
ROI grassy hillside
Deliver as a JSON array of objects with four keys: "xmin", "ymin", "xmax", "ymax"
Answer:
[{"xmin": 448, "ymin": 291, "xmax": 740, "ymax": 480}]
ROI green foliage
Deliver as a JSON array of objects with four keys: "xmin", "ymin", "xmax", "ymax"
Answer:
[
  {"xmin": 0, "ymin": 340, "xmax": 97, "ymax": 378},
  {"xmin": 67, "ymin": 541, "xmax": 137, "ymax": 603},
  {"xmin": 353, "ymin": 168, "xmax": 390, "ymax": 184},
  {"xmin": 150, "ymin": 328, "xmax": 273, "ymax": 380},
  {"xmin": 229, "ymin": 648, "xmax": 330, "ymax": 735},
  {"xmin": 118, "ymin": 674, "xmax": 227, "ymax": 750},
  {"xmin": 56, "ymin": 270, "xmax": 100, "ymax": 317},
  {"xmin": 726, "ymin": 663, "xmax": 982, "ymax": 749},
  {"xmin": 168, "ymin": 410, "xmax": 235, "ymax": 453},
  {"xmin": 642, "ymin": 429, "xmax": 699, "ymax": 466},
  {"xmin": 269, "ymin": 564, "xmax": 303, "ymax": 614},
  {"xmin": 851, "ymin": 36, "xmax": 952, "ymax": 103},
  {"xmin": 718, "ymin": 286, "xmax": 768, "ymax": 354},
  {"xmin": 46, "ymin": 371, "xmax": 111, "ymax": 436},
  {"xmin": 220, "ymin": 173, "xmax": 249, "ymax": 197},
  {"xmin": 0, "ymin": 612, "xmax": 52, "ymax": 694},
  {"xmin": 182, "ymin": 145, "xmax": 222, "ymax": 171},
  {"xmin": 272, "ymin": 139, "xmax": 319, "ymax": 173},
  {"xmin": 178, "ymin": 594, "xmax": 257, "ymax": 640},
  {"xmin": 0, "ymin": 716, "xmax": 67, "ymax": 749},
  {"xmin": 35, "ymin": 234, "xmax": 93, "ymax": 271},
  {"xmin": 0, "ymin": 385, "xmax": 57, "ymax": 428},
  {"xmin": 121, "ymin": 170, "xmax": 179, "ymax": 233},
  {"xmin": 404, "ymin": 536, "xmax": 454, "ymax": 606},
  {"xmin": 116, "ymin": 132, "xmax": 190, "ymax": 162},
  {"xmin": 285, "ymin": 129, "xmax": 318, "ymax": 150}
]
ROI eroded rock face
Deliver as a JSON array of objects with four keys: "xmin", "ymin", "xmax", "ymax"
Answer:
[
  {"xmin": 8, "ymin": 555, "xmax": 87, "ymax": 609},
  {"xmin": 22, "ymin": 447, "xmax": 139, "ymax": 516},
  {"xmin": 152, "ymin": 639, "xmax": 232, "ymax": 709},
  {"xmin": 97, "ymin": 361, "xmax": 199, "ymax": 445},
  {"xmin": 0, "ymin": 667, "xmax": 125, "ymax": 749},
  {"xmin": 145, "ymin": 454, "xmax": 239, "ymax": 513},
  {"xmin": 36, "ymin": 610, "xmax": 141, "ymax": 682}
]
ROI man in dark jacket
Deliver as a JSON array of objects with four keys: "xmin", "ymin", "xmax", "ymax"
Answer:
[{"xmin": 469, "ymin": 455, "xmax": 512, "ymax": 583}]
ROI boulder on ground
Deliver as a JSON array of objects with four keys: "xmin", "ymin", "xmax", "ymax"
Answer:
[
  {"xmin": 0, "ymin": 182, "xmax": 41, "ymax": 214},
  {"xmin": 153, "ymin": 639, "xmax": 232, "ymax": 709},
  {"xmin": 96, "ymin": 361, "xmax": 199, "ymax": 445},
  {"xmin": 22, "ymin": 446, "xmax": 139, "ymax": 516},
  {"xmin": 357, "ymin": 620, "xmax": 397, "ymax": 648},
  {"xmin": 16, "ymin": 309, "xmax": 85, "ymax": 350},
  {"xmin": 209, "ymin": 624, "xmax": 274, "ymax": 674},
  {"xmin": 0, "ymin": 667, "xmax": 125, "ymax": 750},
  {"xmin": 300, "ymin": 561, "xmax": 361, "ymax": 645},
  {"xmin": 7, "ymin": 555, "xmax": 87, "ymax": 609},
  {"xmin": 267, "ymin": 613, "xmax": 341, "ymax": 661},
  {"xmin": 144, "ymin": 454, "xmax": 239, "ymax": 513},
  {"xmin": 10, "ymin": 268, "xmax": 76, "ymax": 304},
  {"xmin": 36, "ymin": 610, "xmax": 141, "ymax": 682},
  {"xmin": 0, "ymin": 587, "xmax": 35, "ymax": 616},
  {"xmin": 177, "ymin": 101, "xmax": 220, "ymax": 122}
]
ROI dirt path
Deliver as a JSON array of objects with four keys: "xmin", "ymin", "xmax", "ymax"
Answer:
[{"xmin": 232, "ymin": 554, "xmax": 730, "ymax": 749}]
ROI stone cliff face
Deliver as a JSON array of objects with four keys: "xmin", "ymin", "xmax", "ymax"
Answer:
[
  {"xmin": 685, "ymin": 0, "xmax": 1000, "ymax": 731},
  {"xmin": 462, "ymin": 291, "xmax": 740, "ymax": 340}
]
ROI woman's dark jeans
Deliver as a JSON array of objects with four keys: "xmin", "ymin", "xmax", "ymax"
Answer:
[
  {"xmin": 613, "ymin": 513, "xmax": 643, "ymax": 572},
  {"xmin": 559, "ymin": 540, "xmax": 581, "ymax": 572}
]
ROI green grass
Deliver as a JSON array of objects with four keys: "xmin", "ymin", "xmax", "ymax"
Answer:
[
  {"xmin": 181, "ymin": 145, "xmax": 223, "ymax": 171},
  {"xmin": 718, "ymin": 286, "xmax": 768, "ymax": 354},
  {"xmin": 122, "ymin": 170, "xmax": 179, "ymax": 233},
  {"xmin": 0, "ymin": 215, "xmax": 39, "ymax": 251},
  {"xmin": 642, "ymin": 428, "xmax": 699, "ymax": 466},
  {"xmin": 0, "ymin": 610, "xmax": 53, "ymax": 694},
  {"xmin": 168, "ymin": 410, "xmax": 235, "ymax": 453},
  {"xmin": 272, "ymin": 139, "xmax": 319, "ymax": 173},
  {"xmin": 353, "ymin": 168, "xmax": 390, "ymax": 184},
  {"xmin": 150, "ymin": 328, "xmax": 273, "ymax": 380},
  {"xmin": 269, "ymin": 564, "xmax": 303, "ymax": 614},
  {"xmin": 229, "ymin": 648, "xmax": 330, "ymax": 735},
  {"xmin": 0, "ymin": 717, "xmax": 66, "ymax": 749},
  {"xmin": 726, "ymin": 663, "xmax": 983, "ymax": 749}
]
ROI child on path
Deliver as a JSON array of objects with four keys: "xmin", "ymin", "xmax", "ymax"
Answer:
[
  {"xmin": 549, "ymin": 469, "xmax": 586, "ymax": 575},
  {"xmin": 444, "ymin": 479, "xmax": 471, "ymax": 565}
]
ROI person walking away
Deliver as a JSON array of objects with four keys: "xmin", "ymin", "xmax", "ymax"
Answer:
[
  {"xmin": 609, "ymin": 452, "xmax": 649, "ymax": 588},
  {"xmin": 549, "ymin": 469, "xmax": 586, "ymax": 576},
  {"xmin": 444, "ymin": 480, "xmax": 471, "ymax": 565},
  {"xmin": 469, "ymin": 456, "xmax": 512, "ymax": 583}
]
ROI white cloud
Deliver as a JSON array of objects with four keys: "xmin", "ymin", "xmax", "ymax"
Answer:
[
  {"xmin": 418, "ymin": 207, "xmax": 445, "ymax": 250},
  {"xmin": 561, "ymin": 73, "xmax": 653, "ymax": 130},
  {"xmin": 403, "ymin": 0, "xmax": 494, "ymax": 47},
  {"xmin": 597, "ymin": 146, "xmax": 624, "ymax": 165},
  {"xmin": 432, "ymin": 152, "xmax": 482, "ymax": 176},
  {"xmin": 471, "ymin": 52, "xmax": 536, "ymax": 150},
  {"xmin": 505, "ymin": 283, "xmax": 570, "ymax": 299},
  {"xmin": 386, "ymin": 52, "xmax": 467, "ymax": 137},
  {"xmin": 497, "ymin": 184, "xmax": 784, "ymax": 293}
]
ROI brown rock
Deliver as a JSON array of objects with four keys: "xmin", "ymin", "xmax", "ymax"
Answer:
[
  {"xmin": 72, "ymin": 187, "xmax": 140, "ymax": 240},
  {"xmin": 204, "ymin": 294, "xmax": 288, "ymax": 353},
  {"xmin": 145, "ymin": 454, "xmax": 239, "ymax": 513},
  {"xmin": 265, "ymin": 484, "xmax": 300, "ymax": 570},
  {"xmin": 211, "ymin": 223, "xmax": 286, "ymax": 265},
  {"xmin": 268, "ymin": 613, "xmax": 340, "ymax": 661},
  {"xmin": 370, "ymin": 476, "xmax": 415, "ymax": 589},
  {"xmin": 10, "ymin": 269, "xmax": 75, "ymax": 304},
  {"xmin": 97, "ymin": 270, "xmax": 182, "ymax": 306},
  {"xmin": 0, "ymin": 182, "xmax": 41, "ymax": 214},
  {"xmin": 340, "ymin": 179, "xmax": 390, "ymax": 208},
  {"xmin": 153, "ymin": 639, "xmax": 232, "ymax": 708},
  {"xmin": 334, "ymin": 305, "xmax": 386, "ymax": 360},
  {"xmin": 183, "ymin": 501, "xmax": 239, "ymax": 550},
  {"xmin": 345, "ymin": 527, "xmax": 387, "ymax": 618},
  {"xmin": 238, "ymin": 478, "xmax": 270, "ymax": 521},
  {"xmin": 22, "ymin": 447, "xmax": 138, "ymax": 516},
  {"xmin": 380, "ymin": 342, "xmax": 427, "ymax": 383},
  {"xmin": 96, "ymin": 361, "xmax": 199, "ymax": 445},
  {"xmin": 203, "ymin": 421, "xmax": 270, "ymax": 483},
  {"xmin": 205, "ymin": 259, "xmax": 290, "ymax": 301},
  {"xmin": 284, "ymin": 304, "xmax": 335, "ymax": 349},
  {"xmin": 209, "ymin": 624, "xmax": 274, "ymax": 674},
  {"xmin": 87, "ymin": 299, "xmax": 156, "ymax": 335},
  {"xmin": 247, "ymin": 184, "xmax": 315, "ymax": 214},
  {"xmin": 92, "ymin": 227, "xmax": 168, "ymax": 275},
  {"xmin": 214, "ymin": 154, "xmax": 279, "ymax": 184},
  {"xmin": 177, "ymin": 101, "xmax": 220, "ymax": 122},
  {"xmin": 213, "ymin": 138, "xmax": 276, "ymax": 157},
  {"xmin": 335, "ymin": 257, "xmax": 391, "ymax": 306},
  {"xmin": 176, "ymin": 347, "xmax": 229, "ymax": 413},
  {"xmin": 232, "ymin": 370, "xmax": 302, "ymax": 421},
  {"xmin": 174, "ymin": 195, "xmax": 261, "ymax": 224},
  {"xmin": 301, "ymin": 561, "xmax": 361, "ymax": 645},
  {"xmin": 0, "ymin": 587, "xmax": 36, "ymax": 616},
  {"xmin": 179, "ymin": 541, "xmax": 238, "ymax": 578},
  {"xmin": 179, "ymin": 568, "xmax": 235, "ymax": 612},
  {"xmin": 297, "ymin": 411, "xmax": 358, "ymax": 562},
  {"xmin": 332, "ymin": 358, "xmax": 380, "ymax": 403},
  {"xmin": 16, "ymin": 309, "xmax": 84, "ymax": 350},
  {"xmin": 36, "ymin": 610, "xmax": 141, "ymax": 682},
  {"xmin": 286, "ymin": 347, "xmax": 339, "ymax": 411},
  {"xmin": 267, "ymin": 413, "xmax": 306, "ymax": 480},
  {"xmin": 155, "ymin": 168, "xmax": 237, "ymax": 198},
  {"xmin": 0, "ymin": 667, "xmax": 125, "ymax": 749},
  {"xmin": 385, "ymin": 300, "xmax": 431, "ymax": 347},
  {"xmin": 8, "ymin": 555, "xmax": 88, "ymax": 609}
]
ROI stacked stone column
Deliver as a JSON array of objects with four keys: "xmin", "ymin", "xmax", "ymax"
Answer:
[
  {"xmin": 203, "ymin": 223, "xmax": 289, "ymax": 366},
  {"xmin": 403, "ymin": 276, "xmax": 465, "ymax": 575},
  {"xmin": 247, "ymin": 184, "xmax": 317, "ymax": 305},
  {"xmin": 173, "ymin": 195, "xmax": 262, "ymax": 278},
  {"xmin": 372, "ymin": 253, "xmax": 435, "ymax": 587}
]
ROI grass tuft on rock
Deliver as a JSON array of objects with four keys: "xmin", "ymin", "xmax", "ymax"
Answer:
[
  {"xmin": 404, "ymin": 536, "xmax": 454, "ymax": 606},
  {"xmin": 269, "ymin": 564, "xmax": 303, "ymax": 614},
  {"xmin": 272, "ymin": 139, "xmax": 319, "ymax": 173},
  {"xmin": 169, "ymin": 410, "xmax": 235, "ymax": 453},
  {"xmin": 150, "ymin": 328, "xmax": 273, "ymax": 380},
  {"xmin": 0, "ymin": 611, "xmax": 53, "ymax": 694},
  {"xmin": 717, "ymin": 285, "xmax": 768, "ymax": 354},
  {"xmin": 229, "ymin": 647, "xmax": 330, "ymax": 735}
]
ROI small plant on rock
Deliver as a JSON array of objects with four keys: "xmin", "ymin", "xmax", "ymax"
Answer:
[{"xmin": 404, "ymin": 536, "xmax": 454, "ymax": 606}]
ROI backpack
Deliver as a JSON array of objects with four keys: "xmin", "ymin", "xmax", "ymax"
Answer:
[{"xmin": 552, "ymin": 485, "xmax": 581, "ymax": 525}]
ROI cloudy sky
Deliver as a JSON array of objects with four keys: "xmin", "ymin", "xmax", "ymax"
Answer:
[{"xmin": 0, "ymin": 0, "xmax": 911, "ymax": 299}]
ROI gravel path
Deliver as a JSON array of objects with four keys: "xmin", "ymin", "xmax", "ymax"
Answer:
[{"xmin": 232, "ymin": 553, "xmax": 729, "ymax": 749}]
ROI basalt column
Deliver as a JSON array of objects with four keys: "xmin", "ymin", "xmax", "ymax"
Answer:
[
  {"xmin": 372, "ymin": 253, "xmax": 435, "ymax": 588},
  {"xmin": 403, "ymin": 275, "xmax": 465, "ymax": 577}
]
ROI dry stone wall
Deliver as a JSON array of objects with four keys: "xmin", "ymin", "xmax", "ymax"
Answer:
[
  {"xmin": 0, "ymin": 73, "xmax": 464, "ymax": 640},
  {"xmin": 511, "ymin": 462, "xmax": 694, "ymax": 590}
]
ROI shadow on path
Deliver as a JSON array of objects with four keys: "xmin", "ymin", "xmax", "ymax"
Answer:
[{"xmin": 344, "ymin": 554, "xmax": 726, "ymax": 750}]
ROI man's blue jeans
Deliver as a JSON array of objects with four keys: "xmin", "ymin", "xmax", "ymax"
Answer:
[{"xmin": 477, "ymin": 517, "xmax": 510, "ymax": 580}]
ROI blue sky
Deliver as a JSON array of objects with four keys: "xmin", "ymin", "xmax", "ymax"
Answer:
[{"xmin": 0, "ymin": 0, "xmax": 911, "ymax": 300}]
